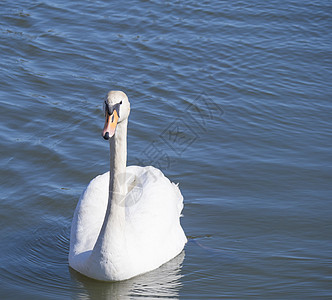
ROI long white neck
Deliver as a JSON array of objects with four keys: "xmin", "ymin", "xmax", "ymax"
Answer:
[
  {"xmin": 89, "ymin": 120, "xmax": 128, "ymax": 269},
  {"xmin": 109, "ymin": 119, "xmax": 128, "ymax": 210}
]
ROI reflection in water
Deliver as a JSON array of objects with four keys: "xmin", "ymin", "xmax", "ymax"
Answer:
[{"xmin": 70, "ymin": 251, "xmax": 185, "ymax": 299}]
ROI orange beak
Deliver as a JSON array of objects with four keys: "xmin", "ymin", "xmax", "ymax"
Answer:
[{"xmin": 102, "ymin": 109, "xmax": 119, "ymax": 140}]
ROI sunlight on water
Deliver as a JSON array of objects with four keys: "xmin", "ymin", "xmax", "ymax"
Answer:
[{"xmin": 0, "ymin": 0, "xmax": 331, "ymax": 298}]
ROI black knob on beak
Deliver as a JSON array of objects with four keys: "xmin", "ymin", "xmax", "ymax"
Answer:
[{"xmin": 103, "ymin": 132, "xmax": 109, "ymax": 140}]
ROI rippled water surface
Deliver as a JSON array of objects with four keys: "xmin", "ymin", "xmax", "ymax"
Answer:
[{"xmin": 1, "ymin": 0, "xmax": 331, "ymax": 298}]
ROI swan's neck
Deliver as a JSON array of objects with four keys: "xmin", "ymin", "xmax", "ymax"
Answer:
[
  {"xmin": 90, "ymin": 120, "xmax": 128, "ymax": 263},
  {"xmin": 109, "ymin": 119, "xmax": 128, "ymax": 210}
]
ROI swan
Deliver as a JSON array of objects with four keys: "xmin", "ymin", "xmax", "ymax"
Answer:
[{"xmin": 69, "ymin": 91, "xmax": 187, "ymax": 281}]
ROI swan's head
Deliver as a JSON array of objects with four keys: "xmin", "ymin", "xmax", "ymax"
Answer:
[{"xmin": 102, "ymin": 91, "xmax": 130, "ymax": 140}]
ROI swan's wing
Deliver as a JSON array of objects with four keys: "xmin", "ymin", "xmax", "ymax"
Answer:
[
  {"xmin": 69, "ymin": 172, "xmax": 109, "ymax": 256},
  {"xmin": 125, "ymin": 166, "xmax": 187, "ymax": 261},
  {"xmin": 126, "ymin": 165, "xmax": 184, "ymax": 216}
]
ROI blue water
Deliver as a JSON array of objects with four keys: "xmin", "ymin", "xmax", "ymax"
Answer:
[{"xmin": 1, "ymin": 0, "xmax": 331, "ymax": 298}]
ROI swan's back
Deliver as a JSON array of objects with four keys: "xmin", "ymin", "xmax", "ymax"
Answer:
[{"xmin": 69, "ymin": 165, "xmax": 187, "ymax": 280}]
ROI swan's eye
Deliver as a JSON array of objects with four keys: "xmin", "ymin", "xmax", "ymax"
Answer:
[
  {"xmin": 104, "ymin": 101, "xmax": 121, "ymax": 117},
  {"xmin": 120, "ymin": 101, "xmax": 122, "ymax": 104},
  {"xmin": 104, "ymin": 101, "xmax": 112, "ymax": 116}
]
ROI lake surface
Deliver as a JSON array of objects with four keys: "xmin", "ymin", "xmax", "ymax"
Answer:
[{"xmin": 1, "ymin": 0, "xmax": 331, "ymax": 298}]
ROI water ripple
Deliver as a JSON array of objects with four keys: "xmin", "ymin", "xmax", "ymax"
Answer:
[{"xmin": 1, "ymin": 0, "xmax": 331, "ymax": 298}]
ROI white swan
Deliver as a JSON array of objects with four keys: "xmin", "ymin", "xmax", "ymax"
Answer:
[{"xmin": 69, "ymin": 91, "xmax": 187, "ymax": 281}]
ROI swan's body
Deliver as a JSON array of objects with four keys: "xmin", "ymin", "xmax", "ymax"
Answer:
[{"xmin": 69, "ymin": 91, "xmax": 186, "ymax": 281}]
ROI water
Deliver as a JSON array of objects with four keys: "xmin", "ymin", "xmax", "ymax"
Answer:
[{"xmin": 1, "ymin": 0, "xmax": 331, "ymax": 298}]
